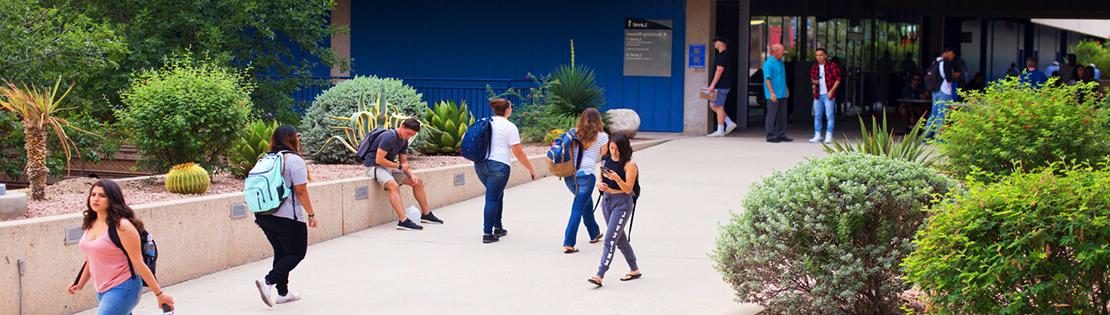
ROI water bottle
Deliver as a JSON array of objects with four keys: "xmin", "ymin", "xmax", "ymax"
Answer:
[
  {"xmin": 161, "ymin": 304, "xmax": 174, "ymax": 315},
  {"xmin": 142, "ymin": 235, "xmax": 157, "ymax": 260},
  {"xmin": 0, "ymin": 183, "xmax": 6, "ymax": 196}
]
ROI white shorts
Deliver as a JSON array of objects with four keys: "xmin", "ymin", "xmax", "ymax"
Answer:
[{"xmin": 367, "ymin": 166, "xmax": 408, "ymax": 188}]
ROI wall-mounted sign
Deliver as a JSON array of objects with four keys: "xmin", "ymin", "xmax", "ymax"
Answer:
[
  {"xmin": 688, "ymin": 44, "xmax": 706, "ymax": 68},
  {"xmin": 624, "ymin": 18, "xmax": 672, "ymax": 77}
]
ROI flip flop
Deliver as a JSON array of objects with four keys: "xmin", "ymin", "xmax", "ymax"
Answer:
[
  {"xmin": 587, "ymin": 276, "xmax": 603, "ymax": 287},
  {"xmin": 620, "ymin": 273, "xmax": 643, "ymax": 281},
  {"xmin": 589, "ymin": 235, "xmax": 604, "ymax": 244},
  {"xmin": 564, "ymin": 248, "xmax": 579, "ymax": 254}
]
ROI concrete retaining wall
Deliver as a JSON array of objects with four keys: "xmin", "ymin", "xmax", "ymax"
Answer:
[{"xmin": 0, "ymin": 139, "xmax": 667, "ymax": 315}]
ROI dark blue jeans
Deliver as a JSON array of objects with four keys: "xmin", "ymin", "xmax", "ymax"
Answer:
[
  {"xmin": 475, "ymin": 161, "xmax": 511, "ymax": 234},
  {"xmin": 563, "ymin": 174, "xmax": 601, "ymax": 247}
]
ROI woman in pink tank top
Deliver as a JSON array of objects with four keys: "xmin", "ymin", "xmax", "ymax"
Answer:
[{"xmin": 68, "ymin": 180, "xmax": 174, "ymax": 314}]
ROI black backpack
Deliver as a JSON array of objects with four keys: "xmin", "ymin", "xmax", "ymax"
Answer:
[
  {"xmin": 355, "ymin": 128, "xmax": 393, "ymax": 166},
  {"xmin": 73, "ymin": 223, "xmax": 159, "ymax": 287},
  {"xmin": 924, "ymin": 60, "xmax": 944, "ymax": 92}
]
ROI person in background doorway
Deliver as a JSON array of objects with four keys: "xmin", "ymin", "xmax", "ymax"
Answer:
[
  {"xmin": 763, "ymin": 44, "xmax": 791, "ymax": 143},
  {"xmin": 1006, "ymin": 62, "xmax": 1022, "ymax": 78},
  {"xmin": 899, "ymin": 73, "xmax": 930, "ymax": 131},
  {"xmin": 1046, "ymin": 61, "xmax": 1061, "ymax": 79},
  {"xmin": 924, "ymin": 48, "xmax": 960, "ymax": 138},
  {"xmin": 809, "ymin": 48, "xmax": 840, "ymax": 144},
  {"xmin": 1090, "ymin": 63, "xmax": 1101, "ymax": 80},
  {"xmin": 476, "ymin": 99, "xmax": 537, "ymax": 244},
  {"xmin": 1059, "ymin": 54, "xmax": 1078, "ymax": 83},
  {"xmin": 877, "ymin": 50, "xmax": 896, "ymax": 106},
  {"xmin": 70, "ymin": 180, "xmax": 175, "ymax": 314},
  {"xmin": 899, "ymin": 52, "xmax": 918, "ymax": 76},
  {"xmin": 964, "ymin": 72, "xmax": 987, "ymax": 93},
  {"xmin": 706, "ymin": 36, "xmax": 738, "ymax": 137},
  {"xmin": 253, "ymin": 125, "xmax": 318, "ymax": 307},
  {"xmin": 1019, "ymin": 57, "xmax": 1048, "ymax": 88}
]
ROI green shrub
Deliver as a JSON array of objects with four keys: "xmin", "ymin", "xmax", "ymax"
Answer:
[
  {"xmin": 712, "ymin": 153, "xmax": 954, "ymax": 314},
  {"xmin": 904, "ymin": 165, "xmax": 1110, "ymax": 314},
  {"xmin": 228, "ymin": 120, "xmax": 278, "ymax": 178},
  {"xmin": 937, "ymin": 77, "xmax": 1110, "ymax": 181},
  {"xmin": 118, "ymin": 54, "xmax": 252, "ymax": 172},
  {"xmin": 416, "ymin": 100, "xmax": 473, "ymax": 155},
  {"xmin": 1074, "ymin": 40, "xmax": 1110, "ymax": 77},
  {"xmin": 300, "ymin": 75, "xmax": 427, "ymax": 164},
  {"xmin": 825, "ymin": 110, "xmax": 936, "ymax": 167}
]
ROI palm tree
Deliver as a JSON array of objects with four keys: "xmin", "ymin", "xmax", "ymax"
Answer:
[{"xmin": 0, "ymin": 78, "xmax": 91, "ymax": 200}]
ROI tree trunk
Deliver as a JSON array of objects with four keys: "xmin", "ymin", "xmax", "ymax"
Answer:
[{"xmin": 24, "ymin": 122, "xmax": 47, "ymax": 200}]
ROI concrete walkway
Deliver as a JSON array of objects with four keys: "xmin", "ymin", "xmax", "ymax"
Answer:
[{"xmin": 81, "ymin": 130, "xmax": 825, "ymax": 315}]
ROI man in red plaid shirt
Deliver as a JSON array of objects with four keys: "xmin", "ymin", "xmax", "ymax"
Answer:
[{"xmin": 809, "ymin": 48, "xmax": 841, "ymax": 144}]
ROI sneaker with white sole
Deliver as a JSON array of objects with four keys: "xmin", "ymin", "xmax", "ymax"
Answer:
[
  {"xmin": 724, "ymin": 122, "xmax": 738, "ymax": 135},
  {"xmin": 706, "ymin": 131, "xmax": 725, "ymax": 137},
  {"xmin": 397, "ymin": 219, "xmax": 424, "ymax": 231},
  {"xmin": 824, "ymin": 132, "xmax": 834, "ymax": 144},
  {"xmin": 254, "ymin": 278, "xmax": 274, "ymax": 307},
  {"xmin": 275, "ymin": 292, "xmax": 301, "ymax": 304},
  {"xmin": 808, "ymin": 133, "xmax": 823, "ymax": 143}
]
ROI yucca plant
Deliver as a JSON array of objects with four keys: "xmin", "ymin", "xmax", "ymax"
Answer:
[
  {"xmin": 321, "ymin": 94, "xmax": 410, "ymax": 155},
  {"xmin": 0, "ymin": 78, "xmax": 94, "ymax": 200},
  {"xmin": 548, "ymin": 39, "xmax": 605, "ymax": 120},
  {"xmin": 228, "ymin": 120, "xmax": 279, "ymax": 178},
  {"xmin": 417, "ymin": 100, "xmax": 473, "ymax": 155},
  {"xmin": 823, "ymin": 111, "xmax": 937, "ymax": 167}
]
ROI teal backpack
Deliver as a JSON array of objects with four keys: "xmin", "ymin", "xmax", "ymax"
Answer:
[{"xmin": 244, "ymin": 151, "xmax": 291, "ymax": 215}]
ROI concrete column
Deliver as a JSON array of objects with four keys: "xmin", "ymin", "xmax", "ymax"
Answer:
[
  {"xmin": 331, "ymin": 0, "xmax": 352, "ymax": 78},
  {"xmin": 682, "ymin": 0, "xmax": 714, "ymax": 135}
]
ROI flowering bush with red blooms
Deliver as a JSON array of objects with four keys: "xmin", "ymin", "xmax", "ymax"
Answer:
[{"xmin": 937, "ymin": 77, "xmax": 1110, "ymax": 182}]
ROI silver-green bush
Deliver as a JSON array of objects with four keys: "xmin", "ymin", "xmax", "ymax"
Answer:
[
  {"xmin": 712, "ymin": 153, "xmax": 954, "ymax": 314},
  {"xmin": 300, "ymin": 75, "xmax": 427, "ymax": 164}
]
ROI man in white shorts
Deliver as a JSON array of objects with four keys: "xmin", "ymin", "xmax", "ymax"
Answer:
[{"xmin": 365, "ymin": 118, "xmax": 443, "ymax": 230}]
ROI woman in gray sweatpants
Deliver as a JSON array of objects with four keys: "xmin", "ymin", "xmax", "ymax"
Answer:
[{"xmin": 588, "ymin": 134, "xmax": 641, "ymax": 287}]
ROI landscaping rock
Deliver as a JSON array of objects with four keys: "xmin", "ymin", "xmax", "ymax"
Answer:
[
  {"xmin": 607, "ymin": 109, "xmax": 641, "ymax": 139},
  {"xmin": 0, "ymin": 191, "xmax": 28, "ymax": 220}
]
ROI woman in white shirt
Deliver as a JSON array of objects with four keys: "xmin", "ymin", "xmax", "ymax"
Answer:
[
  {"xmin": 477, "ymin": 99, "xmax": 537, "ymax": 244},
  {"xmin": 562, "ymin": 108, "xmax": 609, "ymax": 253}
]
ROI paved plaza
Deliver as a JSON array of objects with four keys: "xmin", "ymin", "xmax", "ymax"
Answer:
[{"xmin": 81, "ymin": 130, "xmax": 826, "ymax": 315}]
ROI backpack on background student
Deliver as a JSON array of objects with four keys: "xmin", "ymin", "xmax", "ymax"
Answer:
[
  {"xmin": 73, "ymin": 223, "xmax": 159, "ymax": 287},
  {"xmin": 460, "ymin": 117, "xmax": 493, "ymax": 163},
  {"xmin": 546, "ymin": 129, "xmax": 584, "ymax": 178},
  {"xmin": 354, "ymin": 128, "xmax": 393, "ymax": 165},
  {"xmin": 924, "ymin": 60, "xmax": 943, "ymax": 92}
]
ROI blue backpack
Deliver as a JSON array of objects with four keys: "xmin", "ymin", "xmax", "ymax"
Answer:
[
  {"xmin": 243, "ymin": 151, "xmax": 291, "ymax": 215},
  {"xmin": 460, "ymin": 117, "xmax": 493, "ymax": 162},
  {"xmin": 546, "ymin": 128, "xmax": 584, "ymax": 178}
]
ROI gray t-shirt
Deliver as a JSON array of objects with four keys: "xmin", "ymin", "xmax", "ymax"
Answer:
[
  {"xmin": 365, "ymin": 129, "xmax": 409, "ymax": 167},
  {"xmin": 271, "ymin": 153, "xmax": 309, "ymax": 222}
]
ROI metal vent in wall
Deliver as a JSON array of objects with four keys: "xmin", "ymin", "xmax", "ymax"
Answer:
[
  {"xmin": 230, "ymin": 203, "xmax": 248, "ymax": 219},
  {"xmin": 64, "ymin": 227, "xmax": 83, "ymax": 245},
  {"xmin": 354, "ymin": 185, "xmax": 369, "ymax": 200},
  {"xmin": 454, "ymin": 173, "xmax": 465, "ymax": 186}
]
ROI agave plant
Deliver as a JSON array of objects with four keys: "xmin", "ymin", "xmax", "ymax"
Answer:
[
  {"xmin": 227, "ymin": 120, "xmax": 279, "ymax": 178},
  {"xmin": 321, "ymin": 94, "xmax": 410, "ymax": 155},
  {"xmin": 0, "ymin": 78, "xmax": 95, "ymax": 200},
  {"xmin": 823, "ymin": 110, "xmax": 937, "ymax": 167},
  {"xmin": 548, "ymin": 40, "xmax": 605, "ymax": 119},
  {"xmin": 417, "ymin": 100, "xmax": 473, "ymax": 155}
]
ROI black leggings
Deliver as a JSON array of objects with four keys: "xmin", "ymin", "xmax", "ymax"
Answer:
[{"xmin": 255, "ymin": 214, "xmax": 307, "ymax": 296}]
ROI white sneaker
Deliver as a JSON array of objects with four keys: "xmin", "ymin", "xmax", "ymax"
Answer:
[
  {"xmin": 724, "ymin": 122, "xmax": 738, "ymax": 135},
  {"xmin": 808, "ymin": 133, "xmax": 823, "ymax": 143},
  {"xmin": 706, "ymin": 131, "xmax": 724, "ymax": 137},
  {"xmin": 275, "ymin": 292, "xmax": 301, "ymax": 304},
  {"xmin": 255, "ymin": 278, "xmax": 274, "ymax": 307},
  {"xmin": 824, "ymin": 133, "xmax": 834, "ymax": 144}
]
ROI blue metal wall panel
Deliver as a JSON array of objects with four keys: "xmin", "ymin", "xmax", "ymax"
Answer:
[{"xmin": 349, "ymin": 0, "xmax": 685, "ymax": 132}]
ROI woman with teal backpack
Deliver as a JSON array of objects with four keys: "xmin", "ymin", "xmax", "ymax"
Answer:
[
  {"xmin": 562, "ymin": 108, "xmax": 608, "ymax": 254},
  {"xmin": 252, "ymin": 125, "xmax": 318, "ymax": 308}
]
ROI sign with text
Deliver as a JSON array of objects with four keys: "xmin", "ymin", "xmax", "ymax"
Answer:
[
  {"xmin": 688, "ymin": 44, "xmax": 706, "ymax": 68},
  {"xmin": 624, "ymin": 18, "xmax": 672, "ymax": 77}
]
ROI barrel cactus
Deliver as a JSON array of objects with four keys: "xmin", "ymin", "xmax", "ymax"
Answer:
[
  {"xmin": 165, "ymin": 163, "xmax": 211, "ymax": 194},
  {"xmin": 416, "ymin": 100, "xmax": 473, "ymax": 155}
]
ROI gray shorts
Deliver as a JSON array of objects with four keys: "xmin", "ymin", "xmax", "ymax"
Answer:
[{"xmin": 367, "ymin": 166, "xmax": 409, "ymax": 188}]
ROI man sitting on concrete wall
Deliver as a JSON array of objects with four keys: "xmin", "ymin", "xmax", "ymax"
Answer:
[{"xmin": 363, "ymin": 118, "xmax": 445, "ymax": 231}]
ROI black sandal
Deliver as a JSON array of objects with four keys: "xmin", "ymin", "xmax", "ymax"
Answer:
[
  {"xmin": 587, "ymin": 276, "xmax": 603, "ymax": 287},
  {"xmin": 589, "ymin": 235, "xmax": 603, "ymax": 244},
  {"xmin": 564, "ymin": 247, "xmax": 579, "ymax": 254},
  {"xmin": 620, "ymin": 273, "xmax": 642, "ymax": 281}
]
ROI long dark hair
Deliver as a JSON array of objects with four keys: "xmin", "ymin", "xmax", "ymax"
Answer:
[
  {"xmin": 82, "ymin": 179, "xmax": 144, "ymax": 231},
  {"xmin": 270, "ymin": 125, "xmax": 301, "ymax": 154},
  {"xmin": 609, "ymin": 133, "xmax": 633, "ymax": 166}
]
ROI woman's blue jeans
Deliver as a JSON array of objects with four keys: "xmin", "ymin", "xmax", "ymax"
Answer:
[
  {"xmin": 475, "ymin": 161, "xmax": 511, "ymax": 234},
  {"xmin": 563, "ymin": 174, "xmax": 600, "ymax": 247},
  {"xmin": 95, "ymin": 275, "xmax": 141, "ymax": 315}
]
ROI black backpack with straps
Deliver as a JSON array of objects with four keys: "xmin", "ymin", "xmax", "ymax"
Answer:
[{"xmin": 73, "ymin": 222, "xmax": 158, "ymax": 287}]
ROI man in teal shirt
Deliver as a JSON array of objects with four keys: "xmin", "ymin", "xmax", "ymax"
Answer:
[{"xmin": 763, "ymin": 44, "xmax": 792, "ymax": 142}]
